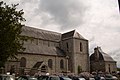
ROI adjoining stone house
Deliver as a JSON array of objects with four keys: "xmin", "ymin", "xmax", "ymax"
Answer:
[
  {"xmin": 90, "ymin": 47, "xmax": 117, "ymax": 73},
  {"xmin": 5, "ymin": 26, "xmax": 89, "ymax": 75}
]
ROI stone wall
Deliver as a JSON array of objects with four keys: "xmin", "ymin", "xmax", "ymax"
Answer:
[
  {"xmin": 90, "ymin": 61, "xmax": 105, "ymax": 72},
  {"xmin": 17, "ymin": 53, "xmax": 67, "ymax": 74},
  {"xmin": 60, "ymin": 38, "xmax": 89, "ymax": 74},
  {"xmin": 73, "ymin": 39, "xmax": 89, "ymax": 73},
  {"xmin": 60, "ymin": 38, "xmax": 74, "ymax": 72},
  {"xmin": 105, "ymin": 61, "xmax": 117, "ymax": 73}
]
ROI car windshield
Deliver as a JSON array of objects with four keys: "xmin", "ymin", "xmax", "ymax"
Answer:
[
  {"xmin": 29, "ymin": 77, "xmax": 37, "ymax": 80},
  {"xmin": 49, "ymin": 77, "xmax": 60, "ymax": 80},
  {"xmin": 62, "ymin": 77, "xmax": 72, "ymax": 80},
  {"xmin": 89, "ymin": 78, "xmax": 95, "ymax": 80},
  {"xmin": 105, "ymin": 74, "xmax": 112, "ymax": 78},
  {"xmin": 18, "ymin": 76, "xmax": 28, "ymax": 80},
  {"xmin": 38, "ymin": 76, "xmax": 49, "ymax": 80},
  {"xmin": 78, "ymin": 78, "xmax": 85, "ymax": 80}
]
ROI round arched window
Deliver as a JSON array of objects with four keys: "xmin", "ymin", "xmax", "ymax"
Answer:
[
  {"xmin": 60, "ymin": 59, "xmax": 64, "ymax": 69},
  {"xmin": 48, "ymin": 59, "xmax": 53, "ymax": 69},
  {"xmin": 20, "ymin": 57, "xmax": 26, "ymax": 67}
]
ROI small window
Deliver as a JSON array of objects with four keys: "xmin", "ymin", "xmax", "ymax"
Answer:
[
  {"xmin": 30, "ymin": 38, "xmax": 34, "ymax": 44},
  {"xmin": 39, "ymin": 40, "xmax": 43, "ymax": 45},
  {"xmin": 66, "ymin": 42, "xmax": 69, "ymax": 51},
  {"xmin": 80, "ymin": 42, "xmax": 83, "ymax": 52},
  {"xmin": 36, "ymin": 39, "xmax": 38, "ymax": 45},
  {"xmin": 108, "ymin": 64, "xmax": 111, "ymax": 73},
  {"xmin": 60, "ymin": 59, "xmax": 64, "ymax": 69},
  {"xmin": 48, "ymin": 59, "xmax": 53, "ymax": 69},
  {"xmin": 48, "ymin": 41, "xmax": 50, "ymax": 47}
]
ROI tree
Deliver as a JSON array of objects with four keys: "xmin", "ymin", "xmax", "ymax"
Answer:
[
  {"xmin": 0, "ymin": 1, "xmax": 26, "ymax": 68},
  {"xmin": 117, "ymin": 67, "xmax": 120, "ymax": 71}
]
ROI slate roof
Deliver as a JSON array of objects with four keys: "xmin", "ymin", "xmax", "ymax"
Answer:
[
  {"xmin": 21, "ymin": 26, "xmax": 61, "ymax": 42},
  {"xmin": 97, "ymin": 47, "xmax": 115, "ymax": 62},
  {"xmin": 90, "ymin": 47, "xmax": 115, "ymax": 62},
  {"xmin": 23, "ymin": 43, "xmax": 65, "ymax": 56},
  {"xmin": 61, "ymin": 30, "xmax": 87, "ymax": 40}
]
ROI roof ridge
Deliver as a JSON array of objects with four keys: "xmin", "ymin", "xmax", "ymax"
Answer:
[{"xmin": 24, "ymin": 26, "xmax": 61, "ymax": 35}]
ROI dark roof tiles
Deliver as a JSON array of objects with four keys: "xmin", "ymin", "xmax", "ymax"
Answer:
[
  {"xmin": 62, "ymin": 30, "xmax": 87, "ymax": 40},
  {"xmin": 21, "ymin": 26, "xmax": 61, "ymax": 42},
  {"xmin": 90, "ymin": 47, "xmax": 115, "ymax": 62},
  {"xmin": 23, "ymin": 43, "xmax": 65, "ymax": 56}
]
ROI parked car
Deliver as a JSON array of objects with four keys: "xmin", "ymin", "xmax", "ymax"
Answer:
[
  {"xmin": 100, "ymin": 76, "xmax": 105, "ymax": 80},
  {"xmin": 105, "ymin": 74, "xmax": 118, "ymax": 80},
  {"xmin": 68, "ymin": 76, "xmax": 85, "ymax": 80},
  {"xmin": 0, "ymin": 74, "xmax": 15, "ymax": 80},
  {"xmin": 78, "ymin": 78, "xmax": 85, "ymax": 80},
  {"xmin": 37, "ymin": 75, "xmax": 49, "ymax": 80},
  {"xmin": 38, "ymin": 75, "xmax": 64, "ymax": 80},
  {"xmin": 89, "ymin": 77, "xmax": 95, "ymax": 80},
  {"xmin": 60, "ymin": 77, "xmax": 72, "ymax": 80},
  {"xmin": 17, "ymin": 76, "xmax": 38, "ymax": 80},
  {"xmin": 112, "ymin": 76, "xmax": 118, "ymax": 80}
]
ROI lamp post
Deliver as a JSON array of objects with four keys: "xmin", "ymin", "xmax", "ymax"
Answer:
[{"xmin": 66, "ymin": 56, "xmax": 69, "ymax": 75}]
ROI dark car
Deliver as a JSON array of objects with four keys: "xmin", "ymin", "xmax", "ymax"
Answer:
[
  {"xmin": 17, "ymin": 76, "xmax": 38, "ymax": 80},
  {"xmin": 38, "ymin": 75, "xmax": 64, "ymax": 80}
]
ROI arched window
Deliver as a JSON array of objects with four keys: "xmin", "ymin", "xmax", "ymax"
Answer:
[
  {"xmin": 80, "ymin": 42, "xmax": 83, "ymax": 52},
  {"xmin": 20, "ymin": 57, "xmax": 26, "ymax": 67},
  {"xmin": 48, "ymin": 59, "xmax": 53, "ymax": 69},
  {"xmin": 108, "ymin": 64, "xmax": 111, "ymax": 73},
  {"xmin": 60, "ymin": 59, "xmax": 64, "ymax": 69}
]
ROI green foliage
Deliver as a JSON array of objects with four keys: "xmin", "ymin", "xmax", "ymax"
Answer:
[
  {"xmin": 0, "ymin": 1, "xmax": 26, "ymax": 68},
  {"xmin": 117, "ymin": 68, "xmax": 120, "ymax": 71},
  {"xmin": 78, "ymin": 65, "xmax": 82, "ymax": 74}
]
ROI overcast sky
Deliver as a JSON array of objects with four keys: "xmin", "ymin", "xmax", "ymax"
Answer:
[{"xmin": 3, "ymin": 0, "xmax": 120, "ymax": 67}]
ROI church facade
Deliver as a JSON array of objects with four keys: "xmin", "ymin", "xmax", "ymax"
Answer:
[{"xmin": 4, "ymin": 26, "xmax": 89, "ymax": 75}]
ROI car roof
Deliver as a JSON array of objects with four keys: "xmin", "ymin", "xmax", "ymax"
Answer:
[{"xmin": 0, "ymin": 74, "xmax": 12, "ymax": 76}]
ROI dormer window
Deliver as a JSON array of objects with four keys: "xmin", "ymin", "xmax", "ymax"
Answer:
[{"xmin": 80, "ymin": 42, "xmax": 83, "ymax": 52}]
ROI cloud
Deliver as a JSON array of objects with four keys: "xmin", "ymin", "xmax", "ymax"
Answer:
[
  {"xmin": 37, "ymin": 0, "xmax": 88, "ymax": 30},
  {"xmin": 110, "ymin": 49, "xmax": 120, "ymax": 67}
]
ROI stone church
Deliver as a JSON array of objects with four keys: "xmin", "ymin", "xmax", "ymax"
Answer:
[
  {"xmin": 90, "ymin": 47, "xmax": 117, "ymax": 73},
  {"xmin": 4, "ymin": 26, "xmax": 89, "ymax": 75}
]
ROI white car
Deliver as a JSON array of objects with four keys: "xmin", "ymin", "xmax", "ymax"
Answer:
[
  {"xmin": 100, "ymin": 77, "xmax": 105, "ymax": 80},
  {"xmin": 89, "ymin": 78, "xmax": 95, "ymax": 80},
  {"xmin": 0, "ymin": 74, "xmax": 15, "ymax": 80},
  {"xmin": 112, "ymin": 76, "xmax": 118, "ymax": 80},
  {"xmin": 78, "ymin": 78, "xmax": 85, "ymax": 80}
]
